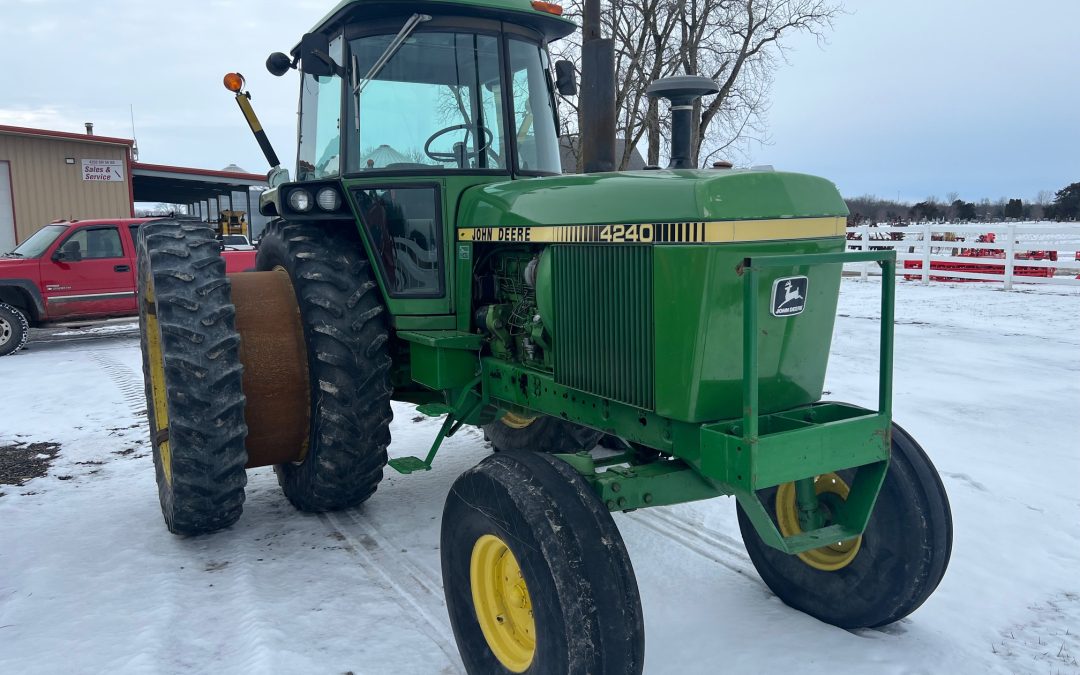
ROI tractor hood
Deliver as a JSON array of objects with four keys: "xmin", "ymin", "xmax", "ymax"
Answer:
[{"xmin": 457, "ymin": 169, "xmax": 848, "ymax": 229}]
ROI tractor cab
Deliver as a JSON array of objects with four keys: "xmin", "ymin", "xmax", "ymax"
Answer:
[
  {"xmin": 250, "ymin": 0, "xmax": 574, "ymax": 315},
  {"xmin": 296, "ymin": 11, "xmax": 567, "ymax": 178}
]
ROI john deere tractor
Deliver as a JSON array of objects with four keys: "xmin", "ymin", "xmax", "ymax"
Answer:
[{"xmin": 136, "ymin": 0, "xmax": 952, "ymax": 672}]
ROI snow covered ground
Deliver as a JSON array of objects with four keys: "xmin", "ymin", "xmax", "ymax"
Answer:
[{"xmin": 0, "ymin": 279, "xmax": 1077, "ymax": 674}]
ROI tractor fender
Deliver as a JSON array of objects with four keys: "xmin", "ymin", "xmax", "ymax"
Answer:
[{"xmin": 0, "ymin": 280, "xmax": 45, "ymax": 324}]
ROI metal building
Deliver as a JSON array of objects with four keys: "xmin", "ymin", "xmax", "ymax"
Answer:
[
  {"xmin": 0, "ymin": 125, "xmax": 133, "ymax": 252},
  {"xmin": 0, "ymin": 124, "xmax": 267, "ymax": 252}
]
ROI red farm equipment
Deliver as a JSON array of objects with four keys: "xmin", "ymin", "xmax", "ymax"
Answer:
[{"xmin": 903, "ymin": 232, "xmax": 1058, "ymax": 282}]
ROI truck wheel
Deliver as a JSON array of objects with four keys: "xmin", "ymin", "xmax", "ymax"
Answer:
[
  {"xmin": 737, "ymin": 422, "xmax": 953, "ymax": 629},
  {"xmin": 137, "ymin": 219, "xmax": 249, "ymax": 535},
  {"xmin": 483, "ymin": 414, "xmax": 602, "ymax": 455},
  {"xmin": 443, "ymin": 452, "xmax": 644, "ymax": 674},
  {"xmin": 0, "ymin": 302, "xmax": 29, "ymax": 356},
  {"xmin": 255, "ymin": 221, "xmax": 392, "ymax": 512}
]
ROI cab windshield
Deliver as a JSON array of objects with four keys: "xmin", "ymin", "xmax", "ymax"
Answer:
[
  {"xmin": 348, "ymin": 31, "xmax": 505, "ymax": 172},
  {"xmin": 339, "ymin": 30, "xmax": 561, "ymax": 175},
  {"xmin": 8, "ymin": 224, "xmax": 67, "ymax": 258}
]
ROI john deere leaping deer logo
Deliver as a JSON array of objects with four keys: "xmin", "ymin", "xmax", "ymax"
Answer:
[{"xmin": 771, "ymin": 276, "xmax": 808, "ymax": 317}]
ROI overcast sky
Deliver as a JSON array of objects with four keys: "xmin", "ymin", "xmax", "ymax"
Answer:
[{"xmin": 1, "ymin": 0, "xmax": 1075, "ymax": 204}]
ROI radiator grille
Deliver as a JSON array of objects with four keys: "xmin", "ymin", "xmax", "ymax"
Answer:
[{"xmin": 552, "ymin": 246, "xmax": 654, "ymax": 410}]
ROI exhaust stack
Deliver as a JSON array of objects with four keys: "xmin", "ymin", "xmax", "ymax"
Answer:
[{"xmin": 579, "ymin": 0, "xmax": 615, "ymax": 173}]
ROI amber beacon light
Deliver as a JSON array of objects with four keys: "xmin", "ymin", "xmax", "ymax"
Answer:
[
  {"xmin": 223, "ymin": 72, "xmax": 246, "ymax": 93},
  {"xmin": 530, "ymin": 1, "xmax": 563, "ymax": 15}
]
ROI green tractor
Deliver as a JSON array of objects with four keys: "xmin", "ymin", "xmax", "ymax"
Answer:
[{"xmin": 136, "ymin": 0, "xmax": 952, "ymax": 672}]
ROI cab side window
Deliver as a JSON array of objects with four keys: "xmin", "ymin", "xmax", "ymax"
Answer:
[
  {"xmin": 60, "ymin": 227, "xmax": 123, "ymax": 260},
  {"xmin": 298, "ymin": 35, "xmax": 344, "ymax": 181},
  {"xmin": 508, "ymin": 39, "xmax": 561, "ymax": 173},
  {"xmin": 129, "ymin": 224, "xmax": 142, "ymax": 251}
]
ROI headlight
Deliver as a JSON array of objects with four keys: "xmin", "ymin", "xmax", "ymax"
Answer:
[
  {"xmin": 288, "ymin": 188, "xmax": 312, "ymax": 212},
  {"xmin": 316, "ymin": 187, "xmax": 341, "ymax": 211}
]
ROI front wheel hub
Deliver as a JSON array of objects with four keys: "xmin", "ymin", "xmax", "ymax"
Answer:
[
  {"xmin": 470, "ymin": 534, "xmax": 536, "ymax": 672},
  {"xmin": 776, "ymin": 473, "xmax": 863, "ymax": 571}
]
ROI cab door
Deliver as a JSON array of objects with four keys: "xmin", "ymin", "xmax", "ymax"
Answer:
[{"xmin": 41, "ymin": 224, "xmax": 136, "ymax": 319}]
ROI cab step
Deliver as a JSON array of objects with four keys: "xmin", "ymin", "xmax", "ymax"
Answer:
[
  {"xmin": 388, "ymin": 456, "xmax": 432, "ymax": 475},
  {"xmin": 416, "ymin": 403, "xmax": 453, "ymax": 417}
]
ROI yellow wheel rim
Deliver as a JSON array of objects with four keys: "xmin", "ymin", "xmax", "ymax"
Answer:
[
  {"xmin": 470, "ymin": 534, "xmax": 536, "ymax": 672},
  {"xmin": 500, "ymin": 411, "xmax": 537, "ymax": 430},
  {"xmin": 144, "ymin": 276, "xmax": 172, "ymax": 485},
  {"xmin": 776, "ymin": 473, "xmax": 862, "ymax": 571}
]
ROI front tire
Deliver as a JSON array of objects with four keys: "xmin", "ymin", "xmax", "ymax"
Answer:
[
  {"xmin": 255, "ymin": 221, "xmax": 392, "ymax": 512},
  {"xmin": 137, "ymin": 219, "xmax": 249, "ymax": 535},
  {"xmin": 737, "ymin": 422, "xmax": 953, "ymax": 628},
  {"xmin": 0, "ymin": 302, "xmax": 29, "ymax": 357},
  {"xmin": 442, "ymin": 452, "xmax": 644, "ymax": 674}
]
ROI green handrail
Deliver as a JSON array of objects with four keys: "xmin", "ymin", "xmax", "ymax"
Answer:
[{"xmin": 741, "ymin": 250, "xmax": 896, "ymax": 444}]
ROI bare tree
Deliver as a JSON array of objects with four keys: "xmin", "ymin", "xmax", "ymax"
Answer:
[{"xmin": 552, "ymin": 0, "xmax": 842, "ymax": 170}]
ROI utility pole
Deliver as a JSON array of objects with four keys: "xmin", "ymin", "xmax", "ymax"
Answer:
[{"xmin": 580, "ymin": 0, "xmax": 615, "ymax": 173}]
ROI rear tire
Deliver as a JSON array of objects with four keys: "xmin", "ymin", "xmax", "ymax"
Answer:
[
  {"xmin": 0, "ymin": 302, "xmax": 29, "ymax": 357},
  {"xmin": 737, "ymin": 422, "xmax": 953, "ymax": 628},
  {"xmin": 255, "ymin": 220, "xmax": 392, "ymax": 512},
  {"xmin": 442, "ymin": 452, "xmax": 644, "ymax": 674},
  {"xmin": 483, "ymin": 415, "xmax": 603, "ymax": 455},
  {"xmin": 137, "ymin": 219, "xmax": 249, "ymax": 536}
]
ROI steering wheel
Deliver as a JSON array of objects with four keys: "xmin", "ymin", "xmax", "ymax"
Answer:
[{"xmin": 423, "ymin": 124, "xmax": 495, "ymax": 166}]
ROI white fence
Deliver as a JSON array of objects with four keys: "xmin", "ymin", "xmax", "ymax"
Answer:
[{"xmin": 845, "ymin": 222, "xmax": 1080, "ymax": 289}]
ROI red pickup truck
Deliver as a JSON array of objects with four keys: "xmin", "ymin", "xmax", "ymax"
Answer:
[{"xmin": 0, "ymin": 218, "xmax": 256, "ymax": 356}]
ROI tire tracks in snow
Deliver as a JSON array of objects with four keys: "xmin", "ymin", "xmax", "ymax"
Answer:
[
  {"xmin": 626, "ymin": 507, "xmax": 765, "ymax": 587},
  {"xmin": 87, "ymin": 350, "xmax": 286, "ymax": 672},
  {"xmin": 319, "ymin": 510, "xmax": 464, "ymax": 672},
  {"xmin": 86, "ymin": 347, "xmax": 462, "ymax": 669},
  {"xmin": 88, "ymin": 351, "xmax": 146, "ymax": 417},
  {"xmin": 210, "ymin": 545, "xmax": 291, "ymax": 674},
  {"xmin": 127, "ymin": 545, "xmax": 290, "ymax": 674}
]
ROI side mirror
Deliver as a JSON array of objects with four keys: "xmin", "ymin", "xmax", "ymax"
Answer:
[
  {"xmin": 299, "ymin": 33, "xmax": 336, "ymax": 77},
  {"xmin": 266, "ymin": 51, "xmax": 294, "ymax": 77},
  {"xmin": 554, "ymin": 60, "xmax": 577, "ymax": 96},
  {"xmin": 55, "ymin": 241, "xmax": 82, "ymax": 262}
]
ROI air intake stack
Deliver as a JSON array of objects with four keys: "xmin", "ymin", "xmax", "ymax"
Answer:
[{"xmin": 646, "ymin": 76, "xmax": 720, "ymax": 169}]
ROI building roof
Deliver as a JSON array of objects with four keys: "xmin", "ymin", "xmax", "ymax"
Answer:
[
  {"xmin": 133, "ymin": 162, "xmax": 266, "ymax": 182},
  {"xmin": 132, "ymin": 162, "xmax": 267, "ymax": 204},
  {"xmin": 0, "ymin": 124, "xmax": 135, "ymax": 147}
]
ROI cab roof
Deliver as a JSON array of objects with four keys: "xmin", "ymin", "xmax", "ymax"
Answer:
[{"xmin": 308, "ymin": 0, "xmax": 576, "ymax": 40}]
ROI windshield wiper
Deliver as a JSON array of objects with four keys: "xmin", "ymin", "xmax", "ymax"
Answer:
[
  {"xmin": 352, "ymin": 13, "xmax": 431, "ymax": 131},
  {"xmin": 353, "ymin": 13, "xmax": 430, "ymax": 96},
  {"xmin": 2, "ymin": 252, "xmax": 23, "ymax": 258}
]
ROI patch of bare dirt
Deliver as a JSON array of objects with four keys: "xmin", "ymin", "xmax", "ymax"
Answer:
[{"xmin": 0, "ymin": 441, "xmax": 62, "ymax": 490}]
